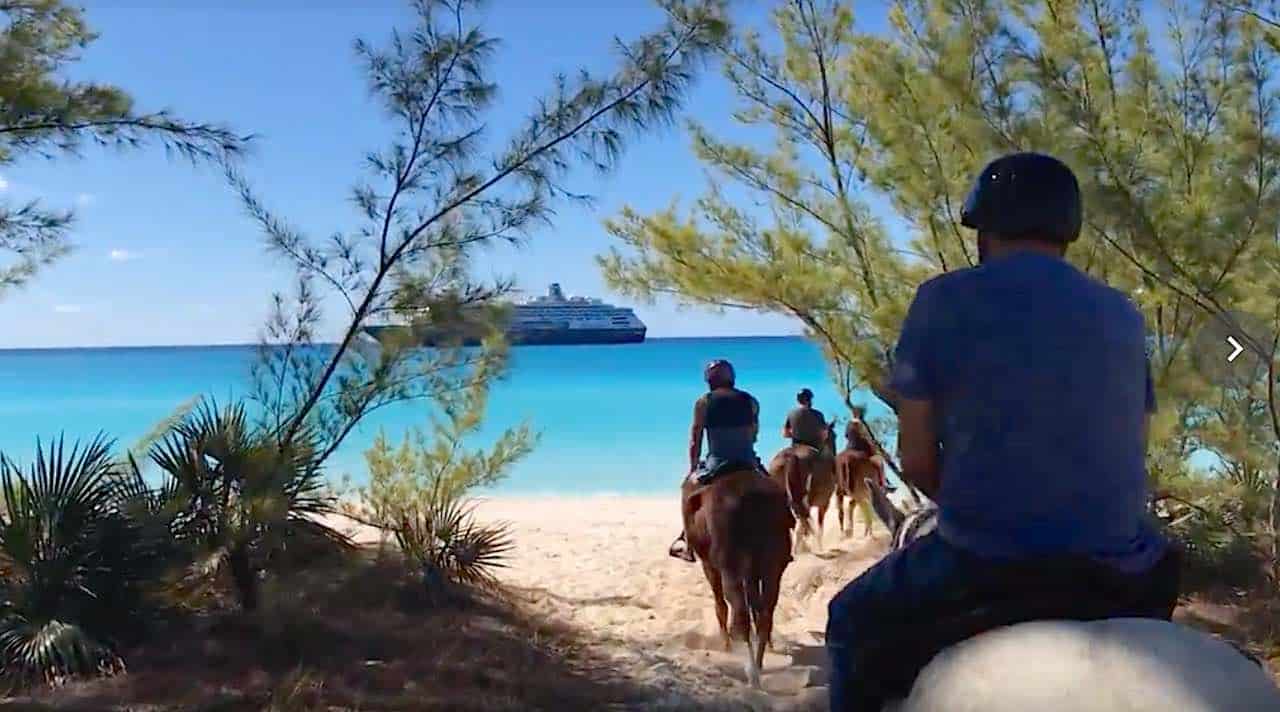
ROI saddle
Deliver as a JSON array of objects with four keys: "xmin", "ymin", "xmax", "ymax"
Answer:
[{"xmin": 693, "ymin": 457, "xmax": 767, "ymax": 487}]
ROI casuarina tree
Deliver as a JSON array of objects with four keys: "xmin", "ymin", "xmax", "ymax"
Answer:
[{"xmin": 601, "ymin": 0, "xmax": 1280, "ymax": 580}]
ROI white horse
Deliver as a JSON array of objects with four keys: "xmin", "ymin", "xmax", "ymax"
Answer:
[{"xmin": 863, "ymin": 480, "xmax": 1280, "ymax": 712}]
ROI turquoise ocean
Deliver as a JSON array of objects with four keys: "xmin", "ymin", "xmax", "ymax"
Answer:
[{"xmin": 0, "ymin": 337, "xmax": 892, "ymax": 496}]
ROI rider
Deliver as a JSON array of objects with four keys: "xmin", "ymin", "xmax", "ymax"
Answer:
[
  {"xmin": 668, "ymin": 359, "xmax": 765, "ymax": 562},
  {"xmin": 783, "ymin": 388, "xmax": 828, "ymax": 451},
  {"xmin": 845, "ymin": 404, "xmax": 891, "ymax": 492},
  {"xmin": 825, "ymin": 152, "xmax": 1180, "ymax": 712}
]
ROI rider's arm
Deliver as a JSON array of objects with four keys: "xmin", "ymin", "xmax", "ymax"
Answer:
[
  {"xmin": 750, "ymin": 396, "xmax": 761, "ymax": 441},
  {"xmin": 689, "ymin": 396, "xmax": 707, "ymax": 472},
  {"xmin": 897, "ymin": 398, "xmax": 941, "ymax": 499},
  {"xmin": 781, "ymin": 415, "xmax": 792, "ymax": 439},
  {"xmin": 887, "ymin": 280, "xmax": 945, "ymax": 499}
]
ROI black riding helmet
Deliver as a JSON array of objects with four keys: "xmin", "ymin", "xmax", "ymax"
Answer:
[
  {"xmin": 704, "ymin": 359, "xmax": 735, "ymax": 389},
  {"xmin": 960, "ymin": 152, "xmax": 1083, "ymax": 244}
]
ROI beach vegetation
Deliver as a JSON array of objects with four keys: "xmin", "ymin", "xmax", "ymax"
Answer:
[
  {"xmin": 0, "ymin": 436, "xmax": 170, "ymax": 686},
  {"xmin": 600, "ymin": 0, "xmax": 1280, "ymax": 586},
  {"xmin": 145, "ymin": 399, "xmax": 351, "ymax": 612},
  {"xmin": 356, "ymin": 343, "xmax": 536, "ymax": 595},
  {"xmin": 0, "ymin": 0, "xmax": 248, "ymax": 297}
]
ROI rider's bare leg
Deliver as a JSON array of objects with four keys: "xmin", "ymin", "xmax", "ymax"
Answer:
[{"xmin": 669, "ymin": 475, "xmax": 698, "ymax": 562}]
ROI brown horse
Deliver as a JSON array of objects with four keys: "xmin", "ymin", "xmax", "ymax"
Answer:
[
  {"xmin": 683, "ymin": 469, "xmax": 795, "ymax": 688},
  {"xmin": 835, "ymin": 446, "xmax": 886, "ymax": 538},
  {"xmin": 768, "ymin": 421, "xmax": 838, "ymax": 554}
]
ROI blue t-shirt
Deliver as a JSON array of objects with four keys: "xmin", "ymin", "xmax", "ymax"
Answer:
[{"xmin": 888, "ymin": 252, "xmax": 1166, "ymax": 573}]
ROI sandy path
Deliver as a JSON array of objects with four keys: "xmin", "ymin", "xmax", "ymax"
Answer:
[
  {"xmin": 462, "ymin": 495, "xmax": 889, "ymax": 710},
  {"xmin": 326, "ymin": 494, "xmax": 889, "ymax": 709}
]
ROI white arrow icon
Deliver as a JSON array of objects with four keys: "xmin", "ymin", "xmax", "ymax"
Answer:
[{"xmin": 1226, "ymin": 336, "xmax": 1244, "ymax": 362}]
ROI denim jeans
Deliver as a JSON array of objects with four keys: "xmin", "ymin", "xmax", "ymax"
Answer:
[{"xmin": 825, "ymin": 532, "xmax": 1180, "ymax": 712}]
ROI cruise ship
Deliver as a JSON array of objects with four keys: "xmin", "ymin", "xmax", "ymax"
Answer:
[{"xmin": 363, "ymin": 283, "xmax": 647, "ymax": 347}]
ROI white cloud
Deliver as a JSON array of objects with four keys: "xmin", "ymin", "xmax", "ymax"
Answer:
[
  {"xmin": 54, "ymin": 304, "xmax": 83, "ymax": 314},
  {"xmin": 109, "ymin": 249, "xmax": 137, "ymax": 262},
  {"xmin": 76, "ymin": 193, "xmax": 95, "ymax": 207},
  {"xmin": 0, "ymin": 176, "xmax": 8, "ymax": 192}
]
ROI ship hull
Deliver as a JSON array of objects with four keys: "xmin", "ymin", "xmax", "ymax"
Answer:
[{"xmin": 364, "ymin": 325, "xmax": 646, "ymax": 347}]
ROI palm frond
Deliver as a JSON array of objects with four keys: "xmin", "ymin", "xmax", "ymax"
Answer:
[
  {"xmin": 393, "ymin": 480, "xmax": 512, "ymax": 592},
  {"xmin": 0, "ymin": 617, "xmax": 123, "ymax": 686},
  {"xmin": 0, "ymin": 435, "xmax": 149, "ymax": 685},
  {"xmin": 145, "ymin": 397, "xmax": 346, "ymax": 609}
]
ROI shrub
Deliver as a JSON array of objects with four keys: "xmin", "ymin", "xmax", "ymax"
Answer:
[
  {"xmin": 148, "ymin": 399, "xmax": 351, "ymax": 611},
  {"xmin": 0, "ymin": 436, "xmax": 165, "ymax": 685}
]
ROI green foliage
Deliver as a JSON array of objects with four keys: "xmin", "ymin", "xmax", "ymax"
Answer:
[
  {"xmin": 358, "ymin": 358, "xmax": 536, "ymax": 591},
  {"xmin": 601, "ymin": 0, "xmax": 1280, "ymax": 579},
  {"xmin": 0, "ymin": 1, "xmax": 248, "ymax": 298},
  {"xmin": 1156, "ymin": 475, "xmax": 1269, "ymax": 591},
  {"xmin": 0, "ymin": 436, "xmax": 166, "ymax": 685},
  {"xmin": 147, "ymin": 399, "xmax": 350, "ymax": 611},
  {"xmin": 232, "ymin": 0, "xmax": 728, "ymax": 484}
]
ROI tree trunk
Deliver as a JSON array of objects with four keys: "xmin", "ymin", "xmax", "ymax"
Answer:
[{"xmin": 228, "ymin": 544, "xmax": 259, "ymax": 612}]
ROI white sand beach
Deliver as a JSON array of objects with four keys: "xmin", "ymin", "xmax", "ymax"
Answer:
[{"xmin": 326, "ymin": 495, "xmax": 891, "ymax": 710}]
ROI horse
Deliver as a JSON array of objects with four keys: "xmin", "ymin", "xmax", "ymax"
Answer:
[
  {"xmin": 834, "ymin": 438, "xmax": 887, "ymax": 538},
  {"xmin": 859, "ymin": 479, "xmax": 1280, "ymax": 711},
  {"xmin": 768, "ymin": 421, "xmax": 838, "ymax": 554},
  {"xmin": 683, "ymin": 468, "xmax": 795, "ymax": 688}
]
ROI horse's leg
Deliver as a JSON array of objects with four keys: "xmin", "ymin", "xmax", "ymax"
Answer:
[
  {"xmin": 865, "ymin": 461, "xmax": 885, "ymax": 536},
  {"xmin": 835, "ymin": 488, "xmax": 846, "ymax": 538},
  {"xmin": 784, "ymin": 455, "xmax": 811, "ymax": 556},
  {"xmin": 721, "ymin": 570, "xmax": 757, "ymax": 688},
  {"xmin": 814, "ymin": 499, "xmax": 828, "ymax": 553},
  {"xmin": 757, "ymin": 561, "xmax": 783, "ymax": 676},
  {"xmin": 858, "ymin": 494, "xmax": 874, "ymax": 537},
  {"xmin": 700, "ymin": 558, "xmax": 730, "ymax": 651}
]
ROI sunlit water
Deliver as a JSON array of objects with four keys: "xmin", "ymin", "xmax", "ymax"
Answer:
[{"xmin": 0, "ymin": 337, "xmax": 895, "ymax": 495}]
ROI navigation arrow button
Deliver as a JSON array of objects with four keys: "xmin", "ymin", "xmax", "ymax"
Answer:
[{"xmin": 1226, "ymin": 336, "xmax": 1244, "ymax": 363}]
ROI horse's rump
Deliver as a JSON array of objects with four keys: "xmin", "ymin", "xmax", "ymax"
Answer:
[
  {"xmin": 839, "ymin": 449, "xmax": 883, "ymax": 498},
  {"xmin": 702, "ymin": 472, "xmax": 793, "ymax": 576},
  {"xmin": 768, "ymin": 448, "xmax": 811, "ymax": 521}
]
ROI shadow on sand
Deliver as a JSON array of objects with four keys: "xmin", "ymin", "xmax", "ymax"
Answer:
[{"xmin": 0, "ymin": 553, "xmax": 670, "ymax": 712}]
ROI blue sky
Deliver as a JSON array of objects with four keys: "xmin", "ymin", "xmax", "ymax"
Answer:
[{"xmin": 0, "ymin": 0, "xmax": 899, "ymax": 348}]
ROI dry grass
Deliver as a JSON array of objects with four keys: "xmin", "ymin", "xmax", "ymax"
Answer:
[{"xmin": 0, "ymin": 548, "xmax": 665, "ymax": 711}]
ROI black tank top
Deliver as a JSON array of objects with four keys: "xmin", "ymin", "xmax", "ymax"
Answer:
[{"xmin": 705, "ymin": 388, "xmax": 757, "ymax": 428}]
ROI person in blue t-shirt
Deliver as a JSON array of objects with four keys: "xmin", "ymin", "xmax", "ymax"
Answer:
[{"xmin": 824, "ymin": 152, "xmax": 1181, "ymax": 712}]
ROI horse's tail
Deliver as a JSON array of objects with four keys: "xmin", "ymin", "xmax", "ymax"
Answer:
[
  {"xmin": 729, "ymin": 480, "xmax": 789, "ymax": 684},
  {"xmin": 781, "ymin": 450, "xmax": 810, "ymax": 523},
  {"xmin": 729, "ymin": 486, "xmax": 771, "ymax": 578}
]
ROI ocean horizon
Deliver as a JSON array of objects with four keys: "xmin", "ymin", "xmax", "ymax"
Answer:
[{"xmin": 0, "ymin": 336, "xmax": 894, "ymax": 496}]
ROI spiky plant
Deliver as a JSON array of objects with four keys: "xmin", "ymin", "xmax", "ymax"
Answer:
[
  {"xmin": 0, "ymin": 436, "xmax": 160, "ymax": 686},
  {"xmin": 394, "ymin": 477, "xmax": 514, "ymax": 594},
  {"xmin": 148, "ymin": 399, "xmax": 350, "ymax": 611}
]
